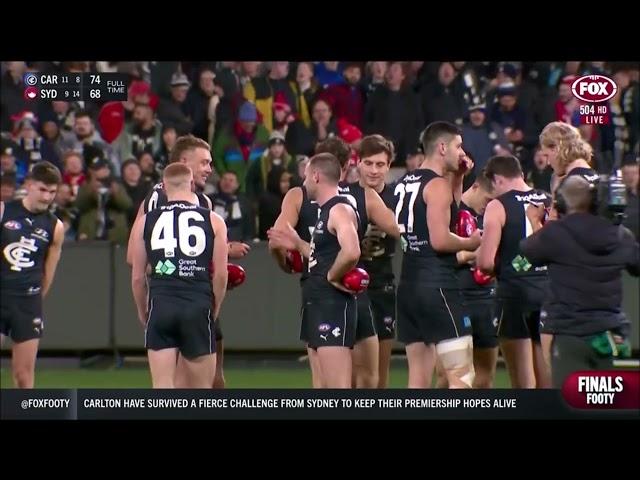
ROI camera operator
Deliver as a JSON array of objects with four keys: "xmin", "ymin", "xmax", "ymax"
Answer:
[
  {"xmin": 520, "ymin": 176, "xmax": 639, "ymax": 388},
  {"xmin": 75, "ymin": 157, "xmax": 132, "ymax": 244}
]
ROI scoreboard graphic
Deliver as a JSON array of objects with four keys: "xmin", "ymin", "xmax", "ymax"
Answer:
[{"xmin": 23, "ymin": 73, "xmax": 130, "ymax": 102}]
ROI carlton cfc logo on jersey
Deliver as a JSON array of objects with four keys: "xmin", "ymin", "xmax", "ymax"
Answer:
[{"xmin": 3, "ymin": 220, "xmax": 22, "ymax": 230}]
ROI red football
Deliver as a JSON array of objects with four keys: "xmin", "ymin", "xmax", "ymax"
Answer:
[
  {"xmin": 286, "ymin": 249, "xmax": 304, "ymax": 273},
  {"xmin": 227, "ymin": 264, "xmax": 246, "ymax": 289},
  {"xmin": 456, "ymin": 209, "xmax": 477, "ymax": 238},
  {"xmin": 472, "ymin": 267, "xmax": 493, "ymax": 286},
  {"xmin": 342, "ymin": 267, "xmax": 370, "ymax": 293}
]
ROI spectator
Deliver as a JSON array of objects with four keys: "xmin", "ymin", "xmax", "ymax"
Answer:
[
  {"xmin": 1, "ymin": 138, "xmax": 27, "ymax": 185},
  {"xmin": 209, "ymin": 171, "xmax": 255, "ymax": 242},
  {"xmin": 345, "ymin": 165, "xmax": 360, "ymax": 184},
  {"xmin": 364, "ymin": 61, "xmax": 388, "ymax": 99},
  {"xmin": 138, "ymin": 151, "xmax": 160, "ymax": 185},
  {"xmin": 461, "ymin": 101, "xmax": 510, "ymax": 172},
  {"xmin": 246, "ymin": 130, "xmax": 297, "ymax": 204},
  {"xmin": 154, "ymin": 124, "xmax": 178, "ymax": 170},
  {"xmin": 11, "ymin": 111, "xmax": 62, "ymax": 172},
  {"xmin": 271, "ymin": 92, "xmax": 296, "ymax": 137},
  {"xmin": 621, "ymin": 157, "xmax": 639, "ymax": 240},
  {"xmin": 61, "ymin": 150, "xmax": 86, "ymax": 199},
  {"xmin": 50, "ymin": 183, "xmax": 78, "ymax": 242},
  {"xmin": 364, "ymin": 61, "xmax": 424, "ymax": 167},
  {"xmin": 48, "ymin": 100, "xmax": 77, "ymax": 135},
  {"xmin": 213, "ymin": 101, "xmax": 270, "ymax": 192},
  {"xmin": 60, "ymin": 110, "xmax": 119, "ymax": 174},
  {"xmin": 314, "ymin": 62, "xmax": 344, "ymax": 89},
  {"xmin": 420, "ymin": 62, "xmax": 467, "ymax": 127},
  {"xmin": 183, "ymin": 66, "xmax": 218, "ymax": 142},
  {"xmin": 526, "ymin": 147, "xmax": 553, "ymax": 192},
  {"xmin": 243, "ymin": 62, "xmax": 297, "ymax": 132},
  {"xmin": 156, "ymin": 72, "xmax": 194, "ymax": 135},
  {"xmin": 1, "ymin": 173, "xmax": 16, "ymax": 202},
  {"xmin": 621, "ymin": 63, "xmax": 639, "ymax": 154},
  {"xmin": 238, "ymin": 62, "xmax": 263, "ymax": 88},
  {"xmin": 258, "ymin": 166, "xmax": 292, "ymax": 239},
  {"xmin": 1, "ymin": 62, "xmax": 30, "ymax": 131},
  {"xmin": 75, "ymin": 157, "xmax": 133, "ymax": 244},
  {"xmin": 336, "ymin": 118, "xmax": 363, "ymax": 166},
  {"xmin": 291, "ymin": 62, "xmax": 319, "ymax": 129},
  {"xmin": 120, "ymin": 158, "xmax": 152, "ymax": 228},
  {"xmin": 326, "ymin": 62, "xmax": 366, "ymax": 129},
  {"xmin": 116, "ymin": 103, "xmax": 163, "ymax": 162},
  {"xmin": 39, "ymin": 112, "xmax": 68, "ymax": 163},
  {"xmin": 554, "ymin": 75, "xmax": 579, "ymax": 123},
  {"xmin": 296, "ymin": 155, "xmax": 310, "ymax": 181},
  {"xmin": 490, "ymin": 83, "xmax": 530, "ymax": 159},
  {"xmin": 405, "ymin": 148, "xmax": 424, "ymax": 173}
]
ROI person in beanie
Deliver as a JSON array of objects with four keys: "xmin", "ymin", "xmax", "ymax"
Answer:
[
  {"xmin": 245, "ymin": 130, "xmax": 297, "ymax": 204},
  {"xmin": 213, "ymin": 101, "xmax": 270, "ymax": 191}
]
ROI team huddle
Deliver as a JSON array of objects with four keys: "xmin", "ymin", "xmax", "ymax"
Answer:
[{"xmin": 1, "ymin": 121, "xmax": 635, "ymax": 389}]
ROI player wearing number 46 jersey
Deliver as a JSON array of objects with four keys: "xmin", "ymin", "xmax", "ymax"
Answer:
[
  {"xmin": 477, "ymin": 155, "xmax": 552, "ymax": 388},
  {"xmin": 127, "ymin": 135, "xmax": 250, "ymax": 389},
  {"xmin": 1, "ymin": 162, "xmax": 64, "ymax": 388},
  {"xmin": 396, "ymin": 122, "xmax": 481, "ymax": 389},
  {"xmin": 130, "ymin": 163, "xmax": 229, "ymax": 388}
]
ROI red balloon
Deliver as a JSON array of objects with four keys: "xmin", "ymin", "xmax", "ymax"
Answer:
[
  {"xmin": 471, "ymin": 267, "xmax": 493, "ymax": 286},
  {"xmin": 97, "ymin": 102, "xmax": 124, "ymax": 144},
  {"xmin": 456, "ymin": 209, "xmax": 477, "ymax": 238},
  {"xmin": 286, "ymin": 249, "xmax": 304, "ymax": 273},
  {"xmin": 342, "ymin": 267, "xmax": 370, "ymax": 293},
  {"xmin": 227, "ymin": 264, "xmax": 246, "ymax": 289}
]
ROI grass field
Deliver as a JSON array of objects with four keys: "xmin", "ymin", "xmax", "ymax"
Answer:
[{"xmin": 0, "ymin": 365, "xmax": 513, "ymax": 388}]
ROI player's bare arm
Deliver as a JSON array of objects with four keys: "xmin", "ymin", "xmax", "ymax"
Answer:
[
  {"xmin": 41, "ymin": 219, "xmax": 64, "ymax": 298},
  {"xmin": 269, "ymin": 186, "xmax": 306, "ymax": 271},
  {"xmin": 365, "ymin": 187, "xmax": 400, "ymax": 239},
  {"xmin": 476, "ymin": 199, "xmax": 506, "ymax": 275},
  {"xmin": 327, "ymin": 203, "xmax": 360, "ymax": 292},
  {"xmin": 426, "ymin": 177, "xmax": 481, "ymax": 253},
  {"xmin": 130, "ymin": 213, "xmax": 149, "ymax": 327},
  {"xmin": 268, "ymin": 222, "xmax": 311, "ymax": 258},
  {"xmin": 210, "ymin": 212, "xmax": 229, "ymax": 320}
]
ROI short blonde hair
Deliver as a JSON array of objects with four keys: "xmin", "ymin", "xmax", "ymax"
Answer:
[
  {"xmin": 539, "ymin": 122, "xmax": 593, "ymax": 174},
  {"xmin": 163, "ymin": 162, "xmax": 192, "ymax": 190}
]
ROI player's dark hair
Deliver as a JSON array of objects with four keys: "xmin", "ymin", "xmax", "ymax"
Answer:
[
  {"xmin": 309, "ymin": 153, "xmax": 341, "ymax": 183},
  {"xmin": 484, "ymin": 155, "xmax": 523, "ymax": 180},
  {"xmin": 315, "ymin": 136, "xmax": 350, "ymax": 169},
  {"xmin": 420, "ymin": 121, "xmax": 461, "ymax": 156},
  {"xmin": 358, "ymin": 134, "xmax": 395, "ymax": 164},
  {"xmin": 27, "ymin": 161, "xmax": 62, "ymax": 186},
  {"xmin": 169, "ymin": 135, "xmax": 211, "ymax": 164},
  {"xmin": 475, "ymin": 169, "xmax": 494, "ymax": 193}
]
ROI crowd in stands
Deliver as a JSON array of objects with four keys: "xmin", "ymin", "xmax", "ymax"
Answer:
[{"xmin": 1, "ymin": 61, "xmax": 638, "ymax": 243}]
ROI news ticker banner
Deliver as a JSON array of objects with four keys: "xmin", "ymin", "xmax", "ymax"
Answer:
[{"xmin": 1, "ymin": 371, "xmax": 638, "ymax": 420}]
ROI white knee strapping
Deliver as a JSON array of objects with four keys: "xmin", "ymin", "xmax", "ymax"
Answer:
[{"xmin": 436, "ymin": 336, "xmax": 475, "ymax": 387}]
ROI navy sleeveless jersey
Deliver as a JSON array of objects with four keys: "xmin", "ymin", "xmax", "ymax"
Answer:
[{"xmin": 1, "ymin": 200, "xmax": 57, "ymax": 296}]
